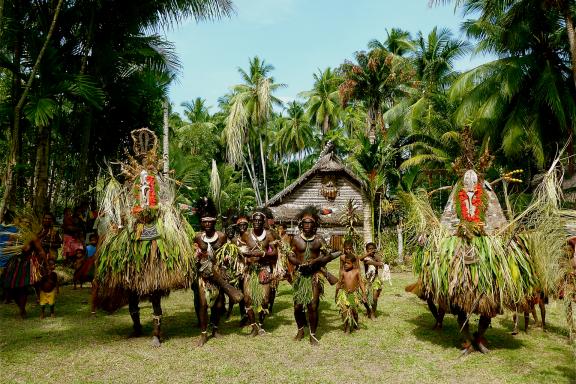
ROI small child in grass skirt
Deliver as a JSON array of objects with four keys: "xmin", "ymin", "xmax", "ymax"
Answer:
[
  {"xmin": 39, "ymin": 259, "xmax": 58, "ymax": 318},
  {"xmin": 361, "ymin": 242, "xmax": 385, "ymax": 319},
  {"xmin": 336, "ymin": 240, "xmax": 366, "ymax": 333}
]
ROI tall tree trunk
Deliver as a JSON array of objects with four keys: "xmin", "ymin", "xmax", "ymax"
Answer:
[
  {"xmin": 0, "ymin": 0, "xmax": 4, "ymax": 40},
  {"xmin": 245, "ymin": 146, "xmax": 262, "ymax": 206},
  {"xmin": 243, "ymin": 159, "xmax": 261, "ymax": 207},
  {"xmin": 322, "ymin": 114, "xmax": 329, "ymax": 135},
  {"xmin": 163, "ymin": 99, "xmax": 169, "ymax": 175},
  {"xmin": 75, "ymin": 108, "xmax": 92, "ymax": 198},
  {"xmin": 259, "ymin": 135, "xmax": 268, "ymax": 204},
  {"xmin": 396, "ymin": 218, "xmax": 404, "ymax": 264},
  {"xmin": 562, "ymin": 3, "xmax": 576, "ymax": 91},
  {"xmin": 0, "ymin": 0, "xmax": 64, "ymax": 222},
  {"xmin": 298, "ymin": 152, "xmax": 302, "ymax": 176},
  {"xmin": 367, "ymin": 105, "xmax": 377, "ymax": 144},
  {"xmin": 362, "ymin": 193, "xmax": 373, "ymax": 244},
  {"xmin": 377, "ymin": 193, "xmax": 382, "ymax": 249},
  {"xmin": 284, "ymin": 162, "xmax": 290, "ymax": 188},
  {"xmin": 47, "ymin": 156, "xmax": 56, "ymax": 211},
  {"xmin": 33, "ymin": 123, "xmax": 52, "ymax": 215},
  {"xmin": 562, "ymin": 3, "xmax": 576, "ymax": 174},
  {"xmin": 2, "ymin": 0, "xmax": 23, "ymax": 220}
]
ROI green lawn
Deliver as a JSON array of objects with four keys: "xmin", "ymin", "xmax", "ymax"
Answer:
[{"xmin": 1, "ymin": 270, "xmax": 574, "ymax": 384}]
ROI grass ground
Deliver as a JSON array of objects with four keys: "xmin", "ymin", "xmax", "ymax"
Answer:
[{"xmin": 1, "ymin": 270, "xmax": 574, "ymax": 384}]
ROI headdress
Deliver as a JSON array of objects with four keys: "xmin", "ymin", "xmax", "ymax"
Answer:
[
  {"xmin": 296, "ymin": 205, "xmax": 320, "ymax": 224},
  {"xmin": 196, "ymin": 197, "xmax": 217, "ymax": 222},
  {"xmin": 251, "ymin": 208, "xmax": 267, "ymax": 220}
]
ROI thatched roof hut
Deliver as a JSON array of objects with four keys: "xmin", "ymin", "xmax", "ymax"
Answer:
[{"xmin": 267, "ymin": 142, "xmax": 370, "ymax": 249}]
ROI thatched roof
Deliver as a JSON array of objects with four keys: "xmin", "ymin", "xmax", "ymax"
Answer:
[{"xmin": 267, "ymin": 142, "xmax": 364, "ymax": 207}]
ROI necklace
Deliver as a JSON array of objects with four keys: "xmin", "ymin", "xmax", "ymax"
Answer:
[
  {"xmin": 251, "ymin": 229, "xmax": 267, "ymax": 243},
  {"xmin": 201, "ymin": 232, "xmax": 218, "ymax": 244},
  {"xmin": 300, "ymin": 233, "xmax": 315, "ymax": 242}
]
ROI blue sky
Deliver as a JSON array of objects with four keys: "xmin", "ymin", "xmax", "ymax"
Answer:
[{"xmin": 165, "ymin": 1, "xmax": 488, "ymax": 115}]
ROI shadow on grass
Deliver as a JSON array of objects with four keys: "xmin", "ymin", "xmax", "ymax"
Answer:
[
  {"xmin": 407, "ymin": 311, "xmax": 525, "ymax": 351},
  {"xmin": 498, "ymin": 316, "xmax": 571, "ymax": 340}
]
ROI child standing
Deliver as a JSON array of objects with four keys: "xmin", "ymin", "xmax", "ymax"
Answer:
[
  {"xmin": 39, "ymin": 259, "xmax": 58, "ymax": 319},
  {"xmin": 335, "ymin": 240, "xmax": 366, "ymax": 333},
  {"xmin": 361, "ymin": 242, "xmax": 385, "ymax": 319}
]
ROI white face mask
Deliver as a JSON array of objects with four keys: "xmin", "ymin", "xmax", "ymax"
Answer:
[{"xmin": 463, "ymin": 169, "xmax": 478, "ymax": 192}]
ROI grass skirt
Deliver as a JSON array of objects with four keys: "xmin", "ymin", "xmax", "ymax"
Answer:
[
  {"xmin": 336, "ymin": 290, "xmax": 361, "ymax": 328},
  {"xmin": 292, "ymin": 272, "xmax": 323, "ymax": 306},
  {"xmin": 245, "ymin": 268, "xmax": 265, "ymax": 312},
  {"xmin": 97, "ymin": 219, "xmax": 194, "ymax": 295},
  {"xmin": 414, "ymin": 235, "xmax": 535, "ymax": 317}
]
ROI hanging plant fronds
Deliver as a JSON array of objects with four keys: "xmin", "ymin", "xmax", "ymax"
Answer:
[
  {"xmin": 210, "ymin": 159, "xmax": 221, "ymax": 210},
  {"xmin": 96, "ymin": 166, "xmax": 196, "ymax": 295}
]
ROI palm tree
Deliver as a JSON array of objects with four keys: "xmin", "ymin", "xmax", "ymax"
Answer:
[
  {"xmin": 449, "ymin": 0, "xmax": 575, "ymax": 170},
  {"xmin": 181, "ymin": 97, "xmax": 212, "ymax": 123},
  {"xmin": 431, "ymin": 0, "xmax": 576, "ymax": 90},
  {"xmin": 275, "ymin": 101, "xmax": 315, "ymax": 177},
  {"xmin": 223, "ymin": 56, "xmax": 285, "ymax": 205},
  {"xmin": 347, "ymin": 132, "xmax": 398, "ymax": 243},
  {"xmin": 384, "ymin": 27, "xmax": 468, "ymax": 139},
  {"xmin": 299, "ymin": 68, "xmax": 342, "ymax": 135},
  {"xmin": 339, "ymin": 48, "xmax": 413, "ymax": 143},
  {"xmin": 368, "ymin": 28, "xmax": 414, "ymax": 56},
  {"xmin": 177, "ymin": 98, "xmax": 217, "ymax": 156}
]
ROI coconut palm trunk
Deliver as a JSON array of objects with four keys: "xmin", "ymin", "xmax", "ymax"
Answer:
[
  {"xmin": 322, "ymin": 114, "xmax": 330, "ymax": 135},
  {"xmin": 259, "ymin": 135, "xmax": 268, "ymax": 204},
  {"xmin": 362, "ymin": 193, "xmax": 374, "ymax": 243},
  {"xmin": 396, "ymin": 218, "xmax": 404, "ymax": 264},
  {"xmin": 245, "ymin": 147, "xmax": 262, "ymax": 206}
]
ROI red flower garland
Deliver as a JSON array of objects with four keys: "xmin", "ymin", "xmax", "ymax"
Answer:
[
  {"xmin": 146, "ymin": 175, "xmax": 157, "ymax": 207},
  {"xmin": 458, "ymin": 183, "xmax": 483, "ymax": 223}
]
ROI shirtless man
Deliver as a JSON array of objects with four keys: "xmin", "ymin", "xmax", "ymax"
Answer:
[
  {"xmin": 193, "ymin": 199, "xmax": 243, "ymax": 346},
  {"xmin": 239, "ymin": 209, "xmax": 278, "ymax": 336},
  {"xmin": 287, "ymin": 206, "xmax": 339, "ymax": 345}
]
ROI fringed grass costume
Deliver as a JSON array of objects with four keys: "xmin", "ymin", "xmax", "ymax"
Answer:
[
  {"xmin": 96, "ymin": 128, "xmax": 195, "ymax": 297},
  {"xmin": 404, "ymin": 161, "xmax": 568, "ymax": 351},
  {"xmin": 336, "ymin": 289, "xmax": 361, "ymax": 329},
  {"xmin": 408, "ymin": 171, "xmax": 535, "ymax": 317},
  {"xmin": 291, "ymin": 238, "xmax": 326, "ymax": 306},
  {"xmin": 95, "ymin": 128, "xmax": 194, "ymax": 346}
]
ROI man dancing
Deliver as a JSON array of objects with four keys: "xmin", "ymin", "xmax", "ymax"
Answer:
[
  {"xmin": 193, "ymin": 197, "xmax": 244, "ymax": 346},
  {"xmin": 287, "ymin": 206, "xmax": 339, "ymax": 345},
  {"xmin": 239, "ymin": 209, "xmax": 278, "ymax": 336}
]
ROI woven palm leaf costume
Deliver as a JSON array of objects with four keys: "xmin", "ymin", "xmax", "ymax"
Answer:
[
  {"xmin": 96, "ymin": 128, "xmax": 195, "ymax": 296},
  {"xmin": 416, "ymin": 169, "xmax": 535, "ymax": 317}
]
